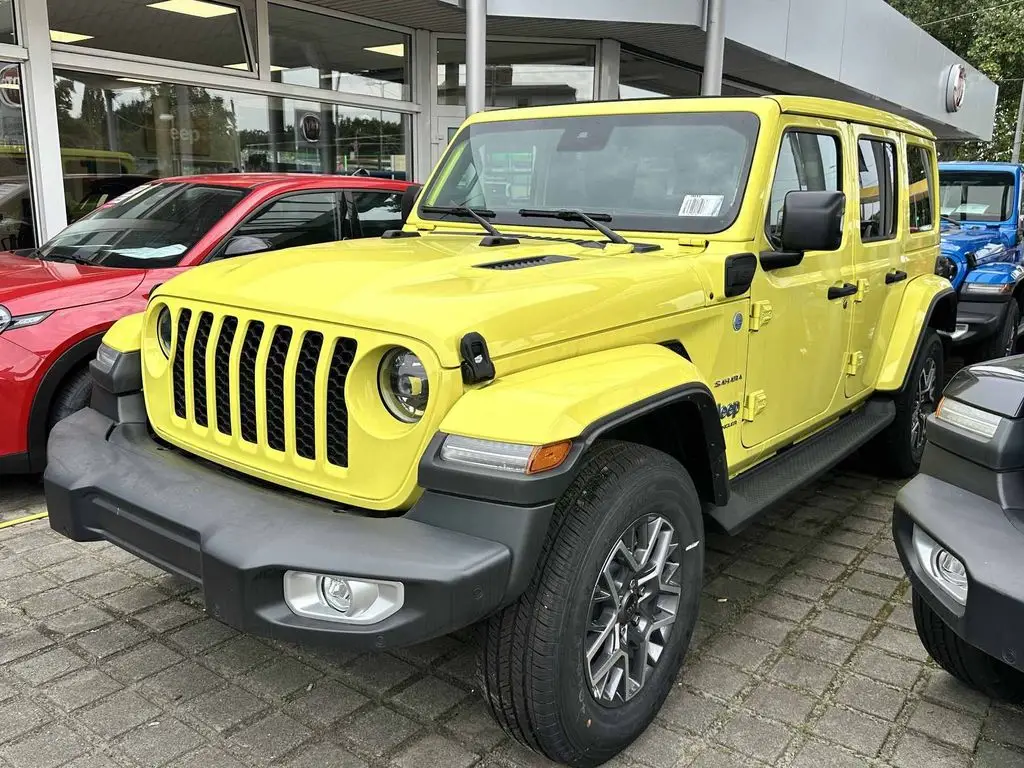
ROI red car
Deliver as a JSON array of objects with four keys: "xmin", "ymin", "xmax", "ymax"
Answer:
[{"xmin": 0, "ymin": 173, "xmax": 415, "ymax": 476}]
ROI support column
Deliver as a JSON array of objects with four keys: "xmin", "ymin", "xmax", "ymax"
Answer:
[
  {"xmin": 19, "ymin": 0, "xmax": 67, "ymax": 241},
  {"xmin": 465, "ymin": 0, "xmax": 487, "ymax": 115},
  {"xmin": 596, "ymin": 39, "xmax": 621, "ymax": 101},
  {"xmin": 1012, "ymin": 81, "xmax": 1024, "ymax": 164},
  {"xmin": 701, "ymin": 0, "xmax": 725, "ymax": 97}
]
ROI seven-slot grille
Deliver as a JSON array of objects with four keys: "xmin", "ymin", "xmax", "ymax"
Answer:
[{"xmin": 169, "ymin": 309, "xmax": 357, "ymax": 466}]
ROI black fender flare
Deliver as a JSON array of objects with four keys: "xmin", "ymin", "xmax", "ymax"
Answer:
[{"xmin": 418, "ymin": 382, "xmax": 729, "ymax": 508}]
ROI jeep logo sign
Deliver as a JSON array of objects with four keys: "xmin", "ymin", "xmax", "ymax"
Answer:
[
  {"xmin": 0, "ymin": 65, "xmax": 20, "ymax": 110},
  {"xmin": 300, "ymin": 113, "xmax": 321, "ymax": 143},
  {"xmin": 944, "ymin": 63, "xmax": 967, "ymax": 113}
]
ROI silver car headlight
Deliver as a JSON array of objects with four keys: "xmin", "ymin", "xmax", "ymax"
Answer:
[
  {"xmin": 935, "ymin": 397, "xmax": 1003, "ymax": 439},
  {"xmin": 378, "ymin": 347, "xmax": 428, "ymax": 422},
  {"xmin": 0, "ymin": 304, "xmax": 52, "ymax": 334},
  {"xmin": 962, "ymin": 282, "xmax": 1014, "ymax": 297},
  {"xmin": 156, "ymin": 306, "xmax": 172, "ymax": 358}
]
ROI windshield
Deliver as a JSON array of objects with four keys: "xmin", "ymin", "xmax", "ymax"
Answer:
[
  {"xmin": 420, "ymin": 111, "xmax": 761, "ymax": 235},
  {"xmin": 939, "ymin": 171, "xmax": 1015, "ymax": 223},
  {"xmin": 35, "ymin": 182, "xmax": 247, "ymax": 268}
]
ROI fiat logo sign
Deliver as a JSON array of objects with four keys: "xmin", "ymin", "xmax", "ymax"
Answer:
[
  {"xmin": 300, "ymin": 113, "xmax": 321, "ymax": 143},
  {"xmin": 945, "ymin": 63, "xmax": 967, "ymax": 113},
  {"xmin": 0, "ymin": 65, "xmax": 20, "ymax": 110}
]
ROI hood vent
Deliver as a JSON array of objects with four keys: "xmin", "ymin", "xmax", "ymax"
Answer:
[{"xmin": 475, "ymin": 254, "xmax": 577, "ymax": 271}]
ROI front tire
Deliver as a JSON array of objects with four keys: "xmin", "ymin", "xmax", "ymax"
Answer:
[
  {"xmin": 870, "ymin": 330, "xmax": 943, "ymax": 478},
  {"xmin": 479, "ymin": 441, "xmax": 704, "ymax": 767},
  {"xmin": 913, "ymin": 590, "xmax": 1024, "ymax": 703},
  {"xmin": 48, "ymin": 368, "xmax": 93, "ymax": 430}
]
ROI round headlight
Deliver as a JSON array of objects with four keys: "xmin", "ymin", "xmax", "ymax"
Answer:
[
  {"xmin": 156, "ymin": 307, "xmax": 172, "ymax": 358},
  {"xmin": 378, "ymin": 347, "xmax": 429, "ymax": 423},
  {"xmin": 0, "ymin": 304, "xmax": 10, "ymax": 334}
]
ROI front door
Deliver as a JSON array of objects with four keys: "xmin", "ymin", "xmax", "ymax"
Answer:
[
  {"xmin": 741, "ymin": 119, "xmax": 857, "ymax": 449},
  {"xmin": 845, "ymin": 126, "xmax": 902, "ymax": 398}
]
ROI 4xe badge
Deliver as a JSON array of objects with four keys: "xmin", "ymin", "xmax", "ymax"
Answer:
[{"xmin": 732, "ymin": 312, "xmax": 743, "ymax": 332}]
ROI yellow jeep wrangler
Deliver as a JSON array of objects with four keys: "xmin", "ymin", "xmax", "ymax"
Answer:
[{"xmin": 45, "ymin": 96, "xmax": 954, "ymax": 767}]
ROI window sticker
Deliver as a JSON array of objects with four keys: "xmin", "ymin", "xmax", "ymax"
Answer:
[{"xmin": 678, "ymin": 194, "xmax": 724, "ymax": 217}]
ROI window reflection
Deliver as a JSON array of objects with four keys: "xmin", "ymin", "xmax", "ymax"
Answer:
[
  {"xmin": 52, "ymin": 71, "xmax": 411, "ymax": 215},
  {"xmin": 618, "ymin": 50, "xmax": 700, "ymax": 99},
  {"xmin": 47, "ymin": 0, "xmax": 254, "ymax": 71},
  {"xmin": 436, "ymin": 39, "xmax": 595, "ymax": 107},
  {"xmin": 269, "ymin": 4, "xmax": 410, "ymax": 101}
]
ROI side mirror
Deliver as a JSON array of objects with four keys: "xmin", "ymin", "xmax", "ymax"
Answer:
[
  {"xmin": 400, "ymin": 183, "xmax": 423, "ymax": 225},
  {"xmin": 780, "ymin": 190, "xmax": 845, "ymax": 252},
  {"xmin": 763, "ymin": 190, "xmax": 845, "ymax": 270},
  {"xmin": 223, "ymin": 235, "xmax": 272, "ymax": 258}
]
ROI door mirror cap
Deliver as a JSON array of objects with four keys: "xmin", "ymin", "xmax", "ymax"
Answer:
[
  {"xmin": 400, "ymin": 184, "xmax": 422, "ymax": 224},
  {"xmin": 780, "ymin": 190, "xmax": 845, "ymax": 253},
  {"xmin": 223, "ymin": 235, "xmax": 272, "ymax": 258}
]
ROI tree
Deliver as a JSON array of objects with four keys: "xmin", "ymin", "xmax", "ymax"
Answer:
[{"xmin": 888, "ymin": 0, "xmax": 1024, "ymax": 159}]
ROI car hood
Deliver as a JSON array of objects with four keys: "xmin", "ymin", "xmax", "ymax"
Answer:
[
  {"xmin": 940, "ymin": 225, "xmax": 1013, "ymax": 262},
  {"xmin": 155, "ymin": 234, "xmax": 707, "ymax": 368},
  {"xmin": 0, "ymin": 252, "xmax": 146, "ymax": 315}
]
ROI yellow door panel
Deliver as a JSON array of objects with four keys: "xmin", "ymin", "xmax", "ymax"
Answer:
[
  {"xmin": 741, "ymin": 117, "xmax": 856, "ymax": 448},
  {"xmin": 845, "ymin": 125, "xmax": 904, "ymax": 398}
]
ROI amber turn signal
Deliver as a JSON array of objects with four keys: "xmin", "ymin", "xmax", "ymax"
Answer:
[{"xmin": 526, "ymin": 440, "xmax": 572, "ymax": 474}]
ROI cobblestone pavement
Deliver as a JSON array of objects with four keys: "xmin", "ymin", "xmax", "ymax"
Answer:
[{"xmin": 3, "ymin": 467, "xmax": 1024, "ymax": 768}]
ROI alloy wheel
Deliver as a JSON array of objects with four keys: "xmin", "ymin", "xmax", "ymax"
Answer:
[
  {"xmin": 585, "ymin": 514, "xmax": 682, "ymax": 706},
  {"xmin": 911, "ymin": 357, "xmax": 938, "ymax": 455}
]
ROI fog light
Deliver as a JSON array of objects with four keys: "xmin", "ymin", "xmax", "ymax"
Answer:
[
  {"xmin": 912, "ymin": 525, "xmax": 968, "ymax": 604},
  {"xmin": 936, "ymin": 550, "xmax": 968, "ymax": 590},
  {"xmin": 320, "ymin": 576, "xmax": 352, "ymax": 613},
  {"xmin": 283, "ymin": 571, "xmax": 404, "ymax": 624}
]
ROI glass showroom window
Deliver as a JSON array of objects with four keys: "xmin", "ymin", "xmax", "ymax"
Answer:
[
  {"xmin": 618, "ymin": 49, "xmax": 700, "ymax": 99},
  {"xmin": 437, "ymin": 39, "xmax": 596, "ymax": 107},
  {"xmin": 0, "ymin": 0, "xmax": 13, "ymax": 45},
  {"xmin": 0, "ymin": 63, "xmax": 35, "ymax": 248},
  {"xmin": 268, "ymin": 4, "xmax": 410, "ymax": 101},
  {"xmin": 52, "ymin": 70, "xmax": 412, "ymax": 210},
  {"xmin": 47, "ymin": 0, "xmax": 255, "ymax": 71}
]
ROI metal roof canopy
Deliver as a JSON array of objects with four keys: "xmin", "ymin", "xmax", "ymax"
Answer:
[{"xmin": 299, "ymin": 0, "xmax": 997, "ymax": 142}]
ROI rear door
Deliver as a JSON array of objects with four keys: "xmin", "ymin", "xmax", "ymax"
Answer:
[{"xmin": 845, "ymin": 126, "xmax": 903, "ymax": 398}]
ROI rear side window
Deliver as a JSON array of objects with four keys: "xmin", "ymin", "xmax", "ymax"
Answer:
[
  {"xmin": 352, "ymin": 191, "xmax": 403, "ymax": 237},
  {"xmin": 767, "ymin": 131, "xmax": 841, "ymax": 243},
  {"xmin": 234, "ymin": 192, "xmax": 339, "ymax": 251},
  {"xmin": 858, "ymin": 139, "xmax": 897, "ymax": 241},
  {"xmin": 908, "ymin": 146, "xmax": 935, "ymax": 233}
]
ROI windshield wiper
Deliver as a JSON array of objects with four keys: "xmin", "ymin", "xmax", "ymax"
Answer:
[
  {"xmin": 45, "ymin": 253, "xmax": 95, "ymax": 266},
  {"xmin": 940, "ymin": 214, "xmax": 962, "ymax": 227},
  {"xmin": 421, "ymin": 205, "xmax": 519, "ymax": 246},
  {"xmin": 518, "ymin": 209, "xmax": 660, "ymax": 252}
]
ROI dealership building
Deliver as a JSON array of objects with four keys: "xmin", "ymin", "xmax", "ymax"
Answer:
[{"xmin": 0, "ymin": 0, "xmax": 1000, "ymax": 248}]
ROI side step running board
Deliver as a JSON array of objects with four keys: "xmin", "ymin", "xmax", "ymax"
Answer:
[{"xmin": 708, "ymin": 399, "xmax": 896, "ymax": 536}]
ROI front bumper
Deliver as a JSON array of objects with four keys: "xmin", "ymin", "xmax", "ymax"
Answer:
[
  {"xmin": 894, "ymin": 470, "xmax": 1024, "ymax": 671},
  {"xmin": 44, "ymin": 407, "xmax": 554, "ymax": 650},
  {"xmin": 951, "ymin": 299, "xmax": 1010, "ymax": 347}
]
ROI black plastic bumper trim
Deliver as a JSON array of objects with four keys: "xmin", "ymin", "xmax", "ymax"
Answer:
[
  {"xmin": 894, "ymin": 473, "xmax": 1024, "ymax": 673},
  {"xmin": 44, "ymin": 408, "xmax": 554, "ymax": 650}
]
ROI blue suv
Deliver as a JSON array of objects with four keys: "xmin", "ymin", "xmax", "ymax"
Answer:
[{"xmin": 937, "ymin": 161, "xmax": 1024, "ymax": 361}]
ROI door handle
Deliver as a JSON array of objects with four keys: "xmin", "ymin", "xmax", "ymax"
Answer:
[
  {"xmin": 828, "ymin": 283, "xmax": 858, "ymax": 300},
  {"xmin": 885, "ymin": 270, "xmax": 908, "ymax": 285}
]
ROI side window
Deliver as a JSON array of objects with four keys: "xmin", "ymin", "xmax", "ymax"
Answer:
[
  {"xmin": 767, "ymin": 131, "xmax": 841, "ymax": 242},
  {"xmin": 352, "ymin": 191, "xmax": 403, "ymax": 237},
  {"xmin": 233, "ymin": 192, "xmax": 338, "ymax": 253},
  {"xmin": 858, "ymin": 139, "xmax": 897, "ymax": 241},
  {"xmin": 907, "ymin": 145, "xmax": 935, "ymax": 233}
]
